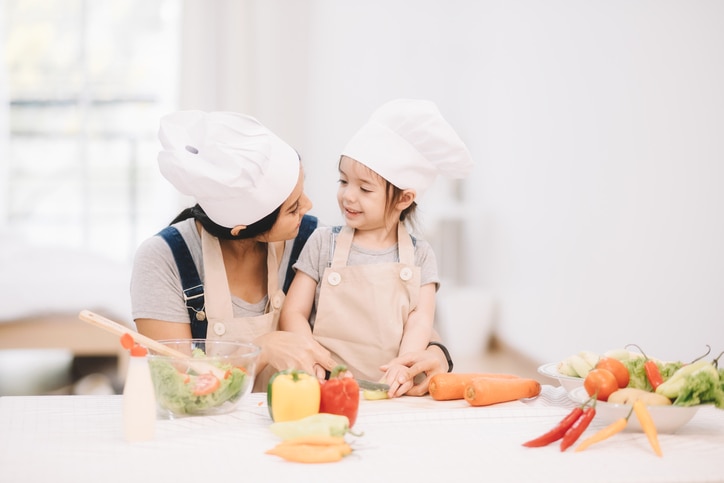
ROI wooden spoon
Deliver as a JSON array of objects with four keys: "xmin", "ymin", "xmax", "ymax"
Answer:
[{"xmin": 78, "ymin": 309, "xmax": 226, "ymax": 379}]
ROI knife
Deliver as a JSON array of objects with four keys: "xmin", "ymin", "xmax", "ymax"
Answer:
[{"xmin": 355, "ymin": 379, "xmax": 390, "ymax": 392}]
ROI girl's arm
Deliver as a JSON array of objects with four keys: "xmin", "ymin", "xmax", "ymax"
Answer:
[
  {"xmin": 383, "ymin": 283, "xmax": 437, "ymax": 397},
  {"xmin": 279, "ymin": 271, "xmax": 317, "ymax": 337},
  {"xmin": 279, "ymin": 271, "xmax": 327, "ymax": 378},
  {"xmin": 398, "ymin": 282, "xmax": 436, "ymax": 355}
]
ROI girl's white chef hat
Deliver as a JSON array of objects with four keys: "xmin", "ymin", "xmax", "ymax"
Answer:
[
  {"xmin": 157, "ymin": 110, "xmax": 299, "ymax": 227},
  {"xmin": 341, "ymin": 99, "xmax": 473, "ymax": 200}
]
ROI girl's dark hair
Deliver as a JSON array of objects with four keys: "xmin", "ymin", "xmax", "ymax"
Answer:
[{"xmin": 170, "ymin": 203, "xmax": 281, "ymax": 240}]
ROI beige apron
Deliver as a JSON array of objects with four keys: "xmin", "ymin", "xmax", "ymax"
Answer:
[
  {"xmin": 312, "ymin": 223, "xmax": 420, "ymax": 382},
  {"xmin": 201, "ymin": 228, "xmax": 285, "ymax": 392}
]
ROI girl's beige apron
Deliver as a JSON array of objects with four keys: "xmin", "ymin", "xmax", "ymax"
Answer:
[
  {"xmin": 312, "ymin": 224, "xmax": 420, "ymax": 382},
  {"xmin": 201, "ymin": 228, "xmax": 284, "ymax": 392}
]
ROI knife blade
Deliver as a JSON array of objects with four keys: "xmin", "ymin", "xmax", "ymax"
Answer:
[{"xmin": 355, "ymin": 379, "xmax": 390, "ymax": 392}]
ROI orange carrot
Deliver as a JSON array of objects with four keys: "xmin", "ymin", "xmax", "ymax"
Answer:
[
  {"xmin": 429, "ymin": 372, "xmax": 521, "ymax": 401},
  {"xmin": 463, "ymin": 377, "xmax": 541, "ymax": 406}
]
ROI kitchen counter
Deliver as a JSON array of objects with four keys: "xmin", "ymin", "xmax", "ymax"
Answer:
[{"xmin": 1, "ymin": 386, "xmax": 722, "ymax": 483}]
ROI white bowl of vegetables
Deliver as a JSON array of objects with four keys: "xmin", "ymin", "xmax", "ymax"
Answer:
[
  {"xmin": 572, "ymin": 356, "xmax": 724, "ymax": 433},
  {"xmin": 147, "ymin": 339, "xmax": 260, "ymax": 418}
]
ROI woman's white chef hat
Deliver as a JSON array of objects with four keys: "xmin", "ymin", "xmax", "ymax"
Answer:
[
  {"xmin": 157, "ymin": 110, "xmax": 299, "ymax": 227},
  {"xmin": 341, "ymin": 99, "xmax": 473, "ymax": 200}
]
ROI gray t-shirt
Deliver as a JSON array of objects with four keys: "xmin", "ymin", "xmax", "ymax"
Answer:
[
  {"xmin": 130, "ymin": 218, "xmax": 294, "ymax": 324},
  {"xmin": 292, "ymin": 226, "xmax": 440, "ymax": 326}
]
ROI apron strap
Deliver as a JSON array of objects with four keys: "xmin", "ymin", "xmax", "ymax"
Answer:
[
  {"xmin": 283, "ymin": 214, "xmax": 318, "ymax": 293},
  {"xmin": 157, "ymin": 226, "xmax": 208, "ymax": 339},
  {"xmin": 330, "ymin": 223, "xmax": 416, "ymax": 268}
]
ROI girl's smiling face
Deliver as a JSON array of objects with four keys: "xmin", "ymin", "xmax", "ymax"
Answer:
[{"xmin": 337, "ymin": 156, "xmax": 392, "ymax": 231}]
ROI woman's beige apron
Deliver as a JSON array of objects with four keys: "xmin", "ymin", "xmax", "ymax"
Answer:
[
  {"xmin": 312, "ymin": 223, "xmax": 420, "ymax": 382},
  {"xmin": 201, "ymin": 228, "xmax": 285, "ymax": 392}
]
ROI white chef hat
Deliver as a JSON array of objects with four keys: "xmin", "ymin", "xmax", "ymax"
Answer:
[
  {"xmin": 341, "ymin": 99, "xmax": 473, "ymax": 200},
  {"xmin": 157, "ymin": 110, "xmax": 299, "ymax": 227}
]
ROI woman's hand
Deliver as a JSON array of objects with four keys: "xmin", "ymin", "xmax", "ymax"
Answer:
[
  {"xmin": 254, "ymin": 331, "xmax": 337, "ymax": 377},
  {"xmin": 381, "ymin": 345, "xmax": 449, "ymax": 396}
]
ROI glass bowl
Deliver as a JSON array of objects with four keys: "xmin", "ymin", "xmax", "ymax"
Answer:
[{"xmin": 146, "ymin": 339, "xmax": 260, "ymax": 418}]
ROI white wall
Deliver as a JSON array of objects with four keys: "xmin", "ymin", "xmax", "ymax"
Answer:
[{"xmin": 181, "ymin": 0, "xmax": 724, "ymax": 364}]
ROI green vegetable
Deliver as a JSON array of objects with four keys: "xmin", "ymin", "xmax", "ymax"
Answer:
[
  {"xmin": 622, "ymin": 358, "xmax": 682, "ymax": 391},
  {"xmin": 148, "ymin": 359, "xmax": 247, "ymax": 415},
  {"xmin": 655, "ymin": 359, "xmax": 724, "ymax": 408},
  {"xmin": 269, "ymin": 413, "xmax": 356, "ymax": 440}
]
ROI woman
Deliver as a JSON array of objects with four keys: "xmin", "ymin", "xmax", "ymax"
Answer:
[{"xmin": 130, "ymin": 110, "xmax": 451, "ymax": 393}]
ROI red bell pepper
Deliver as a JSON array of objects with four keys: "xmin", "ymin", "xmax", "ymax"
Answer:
[{"xmin": 319, "ymin": 365, "xmax": 360, "ymax": 428}]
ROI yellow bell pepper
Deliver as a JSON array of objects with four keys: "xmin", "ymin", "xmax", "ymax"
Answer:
[{"xmin": 267, "ymin": 370, "xmax": 321, "ymax": 422}]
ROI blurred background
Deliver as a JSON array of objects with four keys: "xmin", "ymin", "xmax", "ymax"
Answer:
[{"xmin": 1, "ymin": 0, "xmax": 722, "ymax": 395}]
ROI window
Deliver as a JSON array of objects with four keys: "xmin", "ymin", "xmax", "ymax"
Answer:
[{"xmin": 3, "ymin": 0, "xmax": 181, "ymax": 263}]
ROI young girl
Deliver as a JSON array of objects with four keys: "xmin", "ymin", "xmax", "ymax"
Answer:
[{"xmin": 280, "ymin": 99, "xmax": 473, "ymax": 396}]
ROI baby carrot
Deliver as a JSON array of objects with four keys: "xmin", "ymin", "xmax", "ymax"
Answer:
[
  {"xmin": 265, "ymin": 435, "xmax": 353, "ymax": 463},
  {"xmin": 633, "ymin": 400, "xmax": 662, "ymax": 457},
  {"xmin": 575, "ymin": 407, "xmax": 633, "ymax": 452},
  {"xmin": 265, "ymin": 443, "xmax": 350, "ymax": 463},
  {"xmin": 429, "ymin": 372, "xmax": 521, "ymax": 401},
  {"xmin": 464, "ymin": 377, "xmax": 541, "ymax": 406},
  {"xmin": 275, "ymin": 435, "xmax": 348, "ymax": 447}
]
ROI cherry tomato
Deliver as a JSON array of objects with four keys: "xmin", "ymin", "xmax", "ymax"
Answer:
[
  {"xmin": 596, "ymin": 357, "xmax": 630, "ymax": 388},
  {"xmin": 584, "ymin": 368, "xmax": 618, "ymax": 401},
  {"xmin": 191, "ymin": 373, "xmax": 221, "ymax": 396}
]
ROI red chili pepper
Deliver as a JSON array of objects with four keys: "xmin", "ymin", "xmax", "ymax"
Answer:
[
  {"xmin": 319, "ymin": 365, "xmax": 360, "ymax": 428},
  {"xmin": 644, "ymin": 360, "xmax": 664, "ymax": 390},
  {"xmin": 626, "ymin": 344, "xmax": 664, "ymax": 391},
  {"xmin": 522, "ymin": 406, "xmax": 584, "ymax": 447},
  {"xmin": 560, "ymin": 405, "xmax": 597, "ymax": 451}
]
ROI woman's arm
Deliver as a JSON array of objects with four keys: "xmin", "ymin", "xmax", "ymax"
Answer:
[{"xmin": 135, "ymin": 318, "xmax": 192, "ymax": 340}]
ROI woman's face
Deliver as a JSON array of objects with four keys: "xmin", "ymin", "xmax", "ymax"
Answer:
[{"xmin": 261, "ymin": 166, "xmax": 312, "ymax": 242}]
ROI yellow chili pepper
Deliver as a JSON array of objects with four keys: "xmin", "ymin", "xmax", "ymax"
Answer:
[
  {"xmin": 267, "ymin": 369, "xmax": 321, "ymax": 422},
  {"xmin": 575, "ymin": 406, "xmax": 633, "ymax": 452},
  {"xmin": 633, "ymin": 399, "xmax": 663, "ymax": 457}
]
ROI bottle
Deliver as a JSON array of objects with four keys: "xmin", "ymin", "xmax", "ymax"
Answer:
[{"xmin": 122, "ymin": 345, "xmax": 156, "ymax": 442}]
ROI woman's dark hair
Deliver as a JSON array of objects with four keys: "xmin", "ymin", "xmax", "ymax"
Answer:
[{"xmin": 170, "ymin": 203, "xmax": 281, "ymax": 240}]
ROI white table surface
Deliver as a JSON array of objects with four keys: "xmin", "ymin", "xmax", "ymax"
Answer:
[{"xmin": 1, "ymin": 386, "xmax": 723, "ymax": 483}]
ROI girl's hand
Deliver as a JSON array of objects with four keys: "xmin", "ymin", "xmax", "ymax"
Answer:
[
  {"xmin": 382, "ymin": 363, "xmax": 414, "ymax": 398},
  {"xmin": 381, "ymin": 346, "xmax": 448, "ymax": 396}
]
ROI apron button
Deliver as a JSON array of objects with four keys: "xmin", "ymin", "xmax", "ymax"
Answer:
[
  {"xmin": 327, "ymin": 272, "xmax": 341, "ymax": 286},
  {"xmin": 400, "ymin": 267, "xmax": 413, "ymax": 281},
  {"xmin": 213, "ymin": 322, "xmax": 226, "ymax": 336},
  {"xmin": 272, "ymin": 294, "xmax": 283, "ymax": 309}
]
